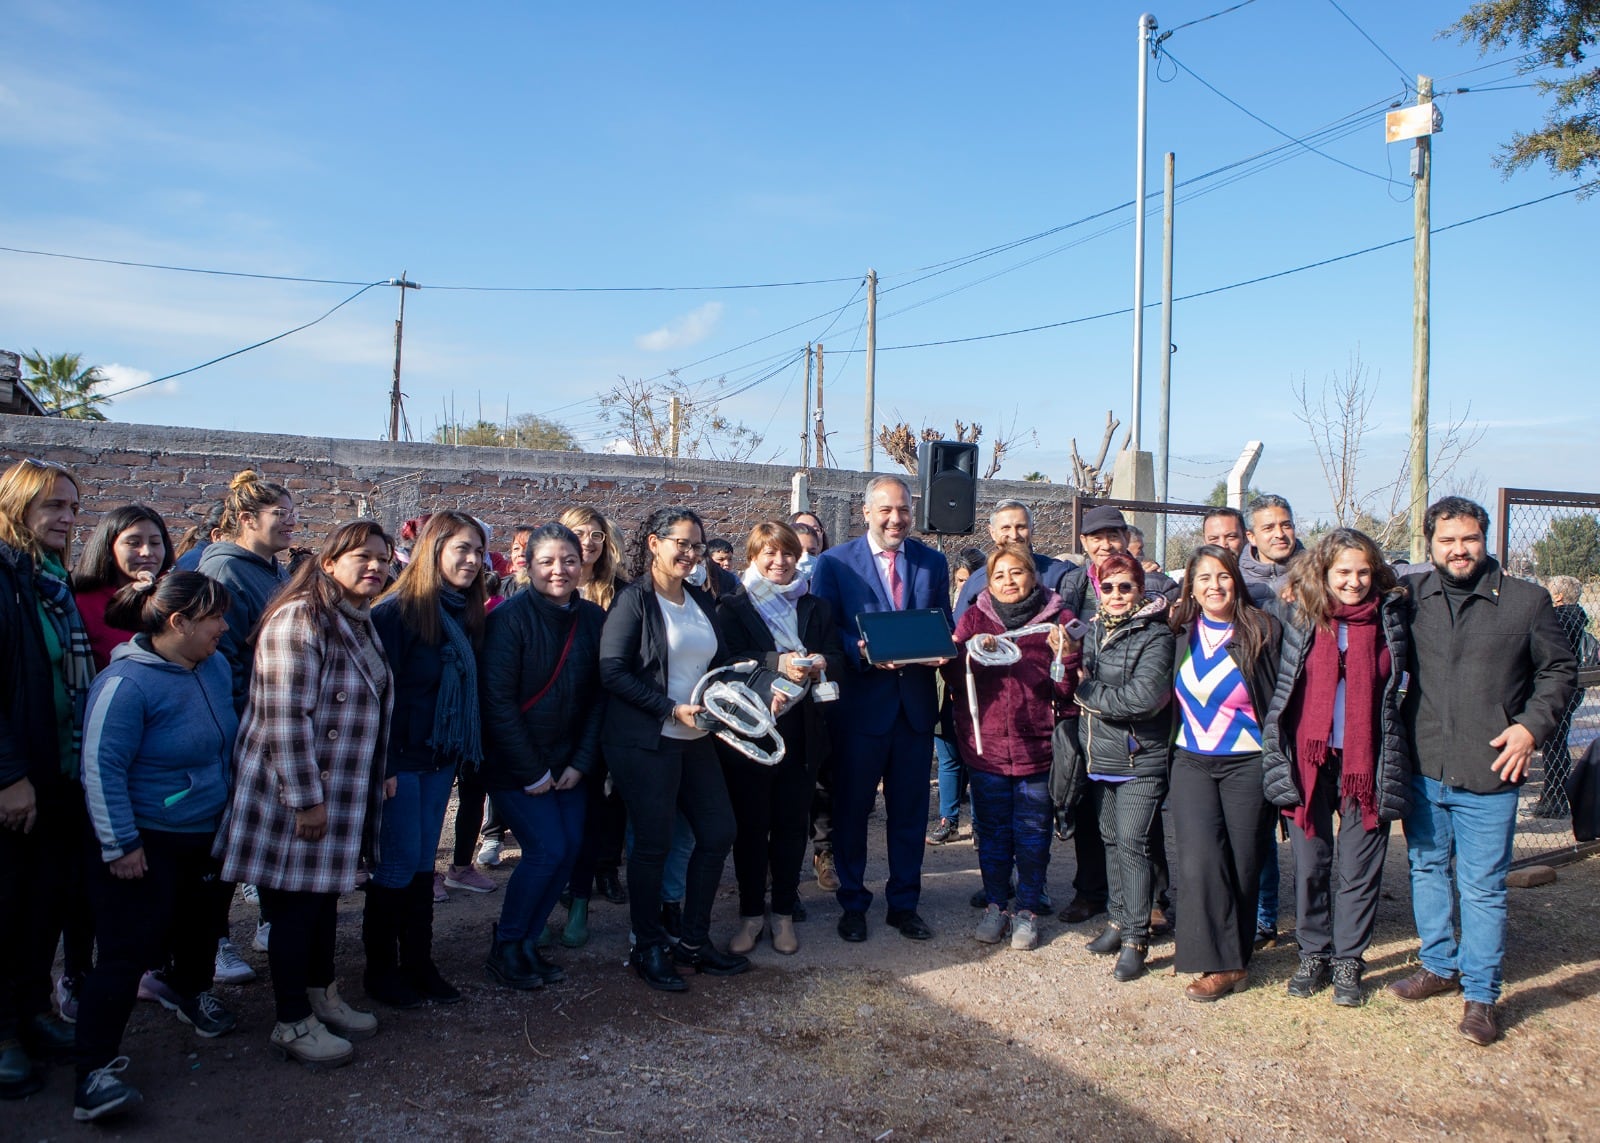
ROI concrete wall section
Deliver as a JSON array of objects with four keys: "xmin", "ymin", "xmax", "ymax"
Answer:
[{"xmin": 0, "ymin": 414, "xmax": 1081, "ymax": 560}]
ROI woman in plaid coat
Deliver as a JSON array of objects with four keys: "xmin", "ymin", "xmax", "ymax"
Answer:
[{"xmin": 216, "ymin": 520, "xmax": 395, "ymax": 1070}]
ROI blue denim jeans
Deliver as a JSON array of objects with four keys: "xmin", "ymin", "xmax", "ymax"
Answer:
[
  {"xmin": 968, "ymin": 770, "xmax": 1053, "ymax": 912},
  {"xmin": 373, "ymin": 766, "xmax": 457, "ymax": 888},
  {"xmin": 934, "ymin": 735, "xmax": 967, "ymax": 823},
  {"xmin": 661, "ymin": 814, "xmax": 694, "ymax": 904},
  {"xmin": 1257, "ymin": 820, "xmax": 1281, "ymax": 934},
  {"xmin": 489, "ymin": 785, "xmax": 587, "ymax": 943},
  {"xmin": 1401, "ymin": 774, "xmax": 1519, "ymax": 1004}
]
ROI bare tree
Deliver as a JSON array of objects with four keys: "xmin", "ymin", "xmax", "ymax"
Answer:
[
  {"xmin": 598, "ymin": 373, "xmax": 764, "ymax": 461},
  {"xmin": 1070, "ymin": 411, "xmax": 1129, "ymax": 495},
  {"xmin": 874, "ymin": 415, "xmax": 1035, "ymax": 479}
]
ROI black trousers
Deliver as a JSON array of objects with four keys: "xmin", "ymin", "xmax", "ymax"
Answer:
[
  {"xmin": 1286, "ymin": 755, "xmax": 1391, "ymax": 963},
  {"xmin": 257, "ymin": 889, "xmax": 338, "ymax": 1023},
  {"xmin": 452, "ymin": 764, "xmax": 503, "ymax": 867},
  {"xmin": 1070, "ymin": 794, "xmax": 1109, "ymax": 905},
  {"xmin": 722, "ymin": 715, "xmax": 820, "ymax": 917},
  {"xmin": 808, "ymin": 754, "xmax": 834, "ymax": 856},
  {"xmin": 0, "ymin": 777, "xmax": 83, "ymax": 1039},
  {"xmin": 1092, "ymin": 774, "xmax": 1168, "ymax": 943},
  {"xmin": 74, "ymin": 829, "xmax": 230, "ymax": 1078},
  {"xmin": 567, "ymin": 779, "xmax": 629, "ymax": 897},
  {"xmin": 1171, "ymin": 749, "xmax": 1270, "ymax": 974},
  {"xmin": 607, "ymin": 734, "xmax": 735, "ymax": 949}
]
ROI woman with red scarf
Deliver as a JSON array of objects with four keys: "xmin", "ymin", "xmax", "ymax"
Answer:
[{"xmin": 1261, "ymin": 528, "xmax": 1411, "ymax": 1008}]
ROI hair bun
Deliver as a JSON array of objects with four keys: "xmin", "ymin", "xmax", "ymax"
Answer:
[
  {"xmin": 131, "ymin": 572, "xmax": 158, "ymax": 593},
  {"xmin": 230, "ymin": 469, "xmax": 260, "ymax": 491}
]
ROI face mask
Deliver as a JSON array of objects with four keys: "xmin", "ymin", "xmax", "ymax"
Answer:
[
  {"xmin": 795, "ymin": 552, "xmax": 818, "ymax": 581},
  {"xmin": 685, "ymin": 562, "xmax": 709, "ymax": 588}
]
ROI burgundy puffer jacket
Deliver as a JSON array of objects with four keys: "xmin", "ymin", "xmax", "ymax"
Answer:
[{"xmin": 943, "ymin": 588, "xmax": 1080, "ymax": 777}]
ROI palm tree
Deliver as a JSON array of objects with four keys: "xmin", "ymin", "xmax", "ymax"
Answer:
[{"xmin": 22, "ymin": 350, "xmax": 112, "ymax": 420}]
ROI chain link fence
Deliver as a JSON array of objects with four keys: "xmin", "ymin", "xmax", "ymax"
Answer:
[{"xmin": 1496, "ymin": 488, "xmax": 1600, "ymax": 867}]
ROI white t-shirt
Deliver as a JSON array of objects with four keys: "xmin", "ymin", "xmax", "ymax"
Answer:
[{"xmin": 657, "ymin": 592, "xmax": 717, "ymax": 740}]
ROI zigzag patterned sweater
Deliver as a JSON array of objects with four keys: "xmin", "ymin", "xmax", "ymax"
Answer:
[{"xmin": 1174, "ymin": 616, "xmax": 1262, "ymax": 755}]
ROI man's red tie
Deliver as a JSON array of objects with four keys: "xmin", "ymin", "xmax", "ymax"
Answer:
[{"xmin": 885, "ymin": 549, "xmax": 904, "ymax": 610}]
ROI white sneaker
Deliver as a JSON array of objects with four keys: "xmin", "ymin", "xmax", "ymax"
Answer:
[
  {"xmin": 974, "ymin": 902, "xmax": 1011, "ymax": 945},
  {"xmin": 241, "ymin": 883, "xmax": 260, "ymax": 907},
  {"xmin": 270, "ymin": 1016, "xmax": 353, "ymax": 1070},
  {"xmin": 307, "ymin": 983, "xmax": 378, "ymax": 1041},
  {"xmin": 476, "ymin": 837, "xmax": 502, "ymax": 867},
  {"xmin": 214, "ymin": 939, "xmax": 257, "ymax": 984},
  {"xmin": 253, "ymin": 920, "xmax": 271, "ymax": 953}
]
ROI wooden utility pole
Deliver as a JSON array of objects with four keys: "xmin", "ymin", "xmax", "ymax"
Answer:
[
  {"xmin": 388, "ymin": 274, "xmax": 420, "ymax": 441},
  {"xmin": 813, "ymin": 343, "xmax": 825, "ymax": 468},
  {"xmin": 802, "ymin": 343, "xmax": 813, "ymax": 465},
  {"xmin": 1409, "ymin": 76, "xmax": 1433, "ymax": 563},
  {"xmin": 668, "ymin": 395, "xmax": 682, "ymax": 458},
  {"xmin": 863, "ymin": 269, "xmax": 877, "ymax": 471}
]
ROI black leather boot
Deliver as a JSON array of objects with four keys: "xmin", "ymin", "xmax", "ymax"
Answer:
[
  {"xmin": 1085, "ymin": 923, "xmax": 1123, "ymax": 956},
  {"xmin": 631, "ymin": 943, "xmax": 687, "ymax": 992},
  {"xmin": 485, "ymin": 923, "xmax": 543, "ymax": 991},
  {"xmin": 595, "ymin": 868, "xmax": 628, "ymax": 905},
  {"xmin": 402, "ymin": 874, "xmax": 460, "ymax": 1003},
  {"xmin": 671, "ymin": 941, "xmax": 751, "ymax": 977},
  {"xmin": 363, "ymin": 885, "xmax": 424, "ymax": 1009},
  {"xmin": 518, "ymin": 939, "xmax": 566, "ymax": 985},
  {"xmin": 1113, "ymin": 942, "xmax": 1148, "ymax": 982}
]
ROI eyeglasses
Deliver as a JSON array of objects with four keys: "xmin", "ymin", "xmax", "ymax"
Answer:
[
  {"xmin": 572, "ymin": 529, "xmax": 605, "ymax": 543},
  {"xmin": 265, "ymin": 509, "xmax": 296, "ymax": 520},
  {"xmin": 661, "ymin": 537, "xmax": 707, "ymax": 557},
  {"xmin": 1100, "ymin": 582, "xmax": 1138, "ymax": 596}
]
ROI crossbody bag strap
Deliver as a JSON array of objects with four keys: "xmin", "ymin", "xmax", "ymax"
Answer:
[{"xmin": 520, "ymin": 619, "xmax": 579, "ymax": 713}]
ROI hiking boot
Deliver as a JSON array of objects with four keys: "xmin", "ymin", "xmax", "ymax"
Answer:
[
  {"xmin": 307, "ymin": 983, "xmax": 377, "ymax": 1042},
  {"xmin": 813, "ymin": 851, "xmax": 840, "ymax": 892},
  {"xmin": 73, "ymin": 1056, "xmax": 142, "ymax": 1121},
  {"xmin": 1287, "ymin": 955, "xmax": 1331, "ymax": 999},
  {"xmin": 175, "ymin": 992, "xmax": 238, "ymax": 1038},
  {"xmin": 974, "ymin": 902, "xmax": 1010, "ymax": 945},
  {"xmin": 269, "ymin": 1017, "xmax": 353, "ymax": 1070},
  {"xmin": 926, "ymin": 816, "xmax": 959, "ymax": 845},
  {"xmin": 1010, "ymin": 909, "xmax": 1040, "ymax": 951},
  {"xmin": 1331, "ymin": 959, "xmax": 1364, "ymax": 1007},
  {"xmin": 1114, "ymin": 942, "xmax": 1148, "ymax": 982},
  {"xmin": 214, "ymin": 939, "xmax": 257, "ymax": 985}
]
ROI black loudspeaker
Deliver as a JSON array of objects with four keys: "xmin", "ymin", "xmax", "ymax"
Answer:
[{"xmin": 916, "ymin": 440, "xmax": 978, "ymax": 534}]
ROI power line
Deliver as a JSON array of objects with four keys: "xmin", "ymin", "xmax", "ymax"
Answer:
[
  {"xmin": 874, "ymin": 183, "xmax": 1591, "ymax": 351},
  {"xmin": 54, "ymin": 281, "xmax": 387, "ymax": 415},
  {"xmin": 1152, "ymin": 0, "xmax": 1262, "ymax": 46},
  {"xmin": 0, "ymin": 244, "xmax": 373, "ymax": 286},
  {"xmin": 424, "ymin": 274, "xmax": 862, "ymax": 293},
  {"xmin": 1160, "ymin": 49, "xmax": 1408, "ymax": 187},
  {"xmin": 1324, "ymin": 0, "xmax": 1414, "ymax": 90}
]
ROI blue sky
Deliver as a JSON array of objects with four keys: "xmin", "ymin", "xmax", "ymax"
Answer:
[{"xmin": 2, "ymin": 0, "xmax": 1594, "ymax": 524}]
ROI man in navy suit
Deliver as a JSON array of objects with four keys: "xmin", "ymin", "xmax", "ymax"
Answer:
[{"xmin": 810, "ymin": 474, "xmax": 952, "ymax": 942}]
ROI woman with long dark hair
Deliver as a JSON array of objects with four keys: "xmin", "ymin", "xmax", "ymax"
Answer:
[
  {"xmin": 172, "ymin": 502, "xmax": 225, "ymax": 571},
  {"xmin": 71, "ymin": 505, "xmax": 174, "ymax": 671},
  {"xmin": 216, "ymin": 521, "xmax": 395, "ymax": 1069},
  {"xmin": 0, "ymin": 459, "xmax": 92, "ymax": 1100},
  {"xmin": 601, "ymin": 508, "xmax": 747, "ymax": 991},
  {"xmin": 1074, "ymin": 553, "xmax": 1175, "ymax": 982},
  {"xmin": 717, "ymin": 521, "xmax": 844, "ymax": 955},
  {"xmin": 71, "ymin": 572, "xmax": 239, "ymax": 1121},
  {"xmin": 366, "ymin": 512, "xmax": 489, "ymax": 1008},
  {"xmin": 1261, "ymin": 529, "xmax": 1410, "ymax": 1007},
  {"xmin": 479, "ymin": 523, "xmax": 606, "ymax": 988},
  {"xmin": 1168, "ymin": 544, "xmax": 1283, "ymax": 1001}
]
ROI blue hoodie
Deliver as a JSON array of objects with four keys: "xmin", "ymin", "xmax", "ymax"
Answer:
[{"xmin": 80, "ymin": 637, "xmax": 239, "ymax": 862}]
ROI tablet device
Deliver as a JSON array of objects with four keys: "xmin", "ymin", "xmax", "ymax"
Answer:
[{"xmin": 856, "ymin": 608, "xmax": 956, "ymax": 666}]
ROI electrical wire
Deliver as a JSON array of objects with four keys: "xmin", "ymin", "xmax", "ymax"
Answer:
[
  {"xmin": 423, "ymin": 273, "xmax": 861, "ymax": 293},
  {"xmin": 0, "ymin": 244, "xmax": 373, "ymax": 286},
  {"xmin": 51, "ymin": 281, "xmax": 387, "ymax": 415},
  {"xmin": 1152, "ymin": 0, "xmax": 1261, "ymax": 46},
  {"xmin": 1324, "ymin": 0, "xmax": 1414, "ymax": 90},
  {"xmin": 873, "ymin": 183, "xmax": 1591, "ymax": 351}
]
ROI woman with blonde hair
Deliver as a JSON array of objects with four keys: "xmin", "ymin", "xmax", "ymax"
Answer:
[
  {"xmin": 1262, "ymin": 528, "xmax": 1410, "ymax": 1007},
  {"xmin": 0, "ymin": 458, "xmax": 92, "ymax": 1098},
  {"xmin": 197, "ymin": 470, "xmax": 295, "ymax": 714},
  {"xmin": 367, "ymin": 512, "xmax": 488, "ymax": 1008},
  {"xmin": 216, "ymin": 521, "xmax": 395, "ymax": 1070},
  {"xmin": 561, "ymin": 506, "xmax": 627, "ymax": 610}
]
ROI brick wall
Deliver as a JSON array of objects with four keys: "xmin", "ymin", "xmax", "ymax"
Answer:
[{"xmin": 0, "ymin": 414, "xmax": 1083, "ymax": 564}]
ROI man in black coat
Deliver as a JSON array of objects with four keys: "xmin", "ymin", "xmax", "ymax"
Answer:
[{"xmin": 1388, "ymin": 497, "xmax": 1577, "ymax": 1047}]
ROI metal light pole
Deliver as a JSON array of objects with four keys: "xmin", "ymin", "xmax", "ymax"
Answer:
[{"xmin": 1130, "ymin": 12, "xmax": 1157, "ymax": 450}]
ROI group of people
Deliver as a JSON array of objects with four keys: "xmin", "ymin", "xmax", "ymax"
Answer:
[{"xmin": 0, "ymin": 455, "xmax": 1581, "ymax": 1126}]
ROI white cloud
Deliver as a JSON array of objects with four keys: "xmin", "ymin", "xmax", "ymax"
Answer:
[
  {"xmin": 635, "ymin": 302, "xmax": 723, "ymax": 352},
  {"xmin": 100, "ymin": 362, "xmax": 178, "ymax": 403}
]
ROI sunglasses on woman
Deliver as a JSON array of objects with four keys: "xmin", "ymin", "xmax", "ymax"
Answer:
[{"xmin": 1100, "ymin": 581, "xmax": 1138, "ymax": 596}]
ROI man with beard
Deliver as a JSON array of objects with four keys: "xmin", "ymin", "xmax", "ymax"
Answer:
[
  {"xmin": 810, "ymin": 475, "xmax": 951, "ymax": 942},
  {"xmin": 1389, "ymin": 497, "xmax": 1576, "ymax": 1046}
]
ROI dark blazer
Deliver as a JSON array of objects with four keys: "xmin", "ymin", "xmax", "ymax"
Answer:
[
  {"xmin": 599, "ymin": 577, "xmax": 729, "ymax": 751},
  {"xmin": 718, "ymin": 589, "xmax": 845, "ymax": 773},
  {"xmin": 1058, "ymin": 561, "xmax": 1179, "ymax": 622},
  {"xmin": 0, "ymin": 541, "xmax": 62, "ymax": 790},
  {"xmin": 1401, "ymin": 560, "xmax": 1577, "ymax": 793},
  {"xmin": 480, "ymin": 588, "xmax": 607, "ymax": 791},
  {"xmin": 808, "ymin": 535, "xmax": 951, "ymax": 737},
  {"xmin": 952, "ymin": 551, "xmax": 1069, "ymax": 620},
  {"xmin": 1260, "ymin": 593, "xmax": 1412, "ymax": 821}
]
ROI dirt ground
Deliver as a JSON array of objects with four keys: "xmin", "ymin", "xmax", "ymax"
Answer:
[{"xmin": 7, "ymin": 789, "xmax": 1600, "ymax": 1143}]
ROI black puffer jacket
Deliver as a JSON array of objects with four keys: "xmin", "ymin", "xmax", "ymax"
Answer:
[
  {"xmin": 479, "ymin": 588, "xmax": 607, "ymax": 792},
  {"xmin": 1259, "ymin": 593, "xmax": 1411, "ymax": 821},
  {"xmin": 1075, "ymin": 595, "xmax": 1176, "ymax": 779},
  {"xmin": 0, "ymin": 540, "xmax": 61, "ymax": 790}
]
